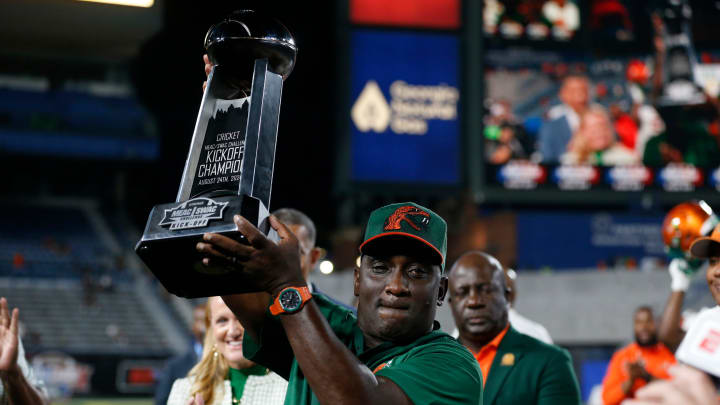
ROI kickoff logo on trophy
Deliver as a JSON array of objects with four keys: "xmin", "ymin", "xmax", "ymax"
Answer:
[{"xmin": 135, "ymin": 10, "xmax": 297, "ymax": 297}]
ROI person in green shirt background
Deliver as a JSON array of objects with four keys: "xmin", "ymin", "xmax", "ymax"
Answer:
[{"xmin": 196, "ymin": 202, "xmax": 483, "ymax": 405}]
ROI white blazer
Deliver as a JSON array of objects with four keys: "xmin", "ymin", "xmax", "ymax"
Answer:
[{"xmin": 167, "ymin": 372, "xmax": 287, "ymax": 405}]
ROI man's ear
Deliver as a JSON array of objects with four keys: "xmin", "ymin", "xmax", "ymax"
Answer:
[
  {"xmin": 353, "ymin": 266, "xmax": 360, "ymax": 297},
  {"xmin": 437, "ymin": 276, "xmax": 448, "ymax": 306},
  {"xmin": 310, "ymin": 247, "xmax": 325, "ymax": 269}
]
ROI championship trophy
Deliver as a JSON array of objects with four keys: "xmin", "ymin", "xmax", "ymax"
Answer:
[
  {"xmin": 654, "ymin": 0, "xmax": 705, "ymax": 107},
  {"xmin": 135, "ymin": 10, "xmax": 297, "ymax": 298}
]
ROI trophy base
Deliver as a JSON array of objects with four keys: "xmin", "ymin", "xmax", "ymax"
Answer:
[
  {"xmin": 657, "ymin": 80, "xmax": 706, "ymax": 108},
  {"xmin": 135, "ymin": 194, "xmax": 271, "ymax": 298}
]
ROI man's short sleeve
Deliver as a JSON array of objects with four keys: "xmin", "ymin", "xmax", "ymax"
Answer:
[{"xmin": 376, "ymin": 341, "xmax": 482, "ymax": 405}]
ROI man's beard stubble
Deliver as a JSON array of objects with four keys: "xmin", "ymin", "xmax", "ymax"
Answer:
[{"xmin": 635, "ymin": 333, "xmax": 658, "ymax": 347}]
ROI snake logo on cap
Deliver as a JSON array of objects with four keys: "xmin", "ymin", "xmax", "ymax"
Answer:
[{"xmin": 383, "ymin": 205, "xmax": 430, "ymax": 232}]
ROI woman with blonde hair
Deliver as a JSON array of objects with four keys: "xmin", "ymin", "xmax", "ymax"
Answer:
[{"xmin": 167, "ymin": 297, "xmax": 287, "ymax": 405}]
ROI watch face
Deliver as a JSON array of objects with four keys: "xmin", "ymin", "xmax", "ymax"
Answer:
[{"xmin": 279, "ymin": 288, "xmax": 302, "ymax": 312}]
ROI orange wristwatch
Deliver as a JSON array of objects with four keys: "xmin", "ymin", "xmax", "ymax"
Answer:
[{"xmin": 269, "ymin": 286, "xmax": 312, "ymax": 316}]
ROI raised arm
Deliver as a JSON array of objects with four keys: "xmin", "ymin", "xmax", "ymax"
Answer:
[
  {"xmin": 0, "ymin": 298, "xmax": 48, "ymax": 405},
  {"xmin": 658, "ymin": 259, "xmax": 692, "ymax": 352},
  {"xmin": 197, "ymin": 215, "xmax": 413, "ymax": 405},
  {"xmin": 650, "ymin": 13, "xmax": 666, "ymax": 102},
  {"xmin": 658, "ymin": 292, "xmax": 685, "ymax": 352}
]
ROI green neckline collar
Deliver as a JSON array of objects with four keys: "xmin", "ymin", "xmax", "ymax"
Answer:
[{"xmin": 229, "ymin": 364, "xmax": 267, "ymax": 377}]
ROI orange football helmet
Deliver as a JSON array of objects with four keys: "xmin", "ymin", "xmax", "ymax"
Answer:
[{"xmin": 662, "ymin": 201, "xmax": 718, "ymax": 254}]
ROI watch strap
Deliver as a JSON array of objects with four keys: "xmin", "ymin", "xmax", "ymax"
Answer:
[{"xmin": 269, "ymin": 286, "xmax": 312, "ymax": 316}]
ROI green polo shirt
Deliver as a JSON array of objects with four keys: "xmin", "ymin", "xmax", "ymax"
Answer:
[{"xmin": 243, "ymin": 294, "xmax": 482, "ymax": 405}]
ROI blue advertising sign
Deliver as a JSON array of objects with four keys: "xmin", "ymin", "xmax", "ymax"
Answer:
[
  {"xmin": 350, "ymin": 29, "xmax": 460, "ymax": 184},
  {"xmin": 516, "ymin": 212, "xmax": 665, "ymax": 269}
]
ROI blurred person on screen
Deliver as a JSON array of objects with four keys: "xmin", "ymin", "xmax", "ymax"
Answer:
[
  {"xmin": 0, "ymin": 297, "xmax": 48, "ymax": 405},
  {"xmin": 608, "ymin": 103, "xmax": 638, "ymax": 152},
  {"xmin": 632, "ymin": 103, "xmax": 665, "ymax": 160},
  {"xmin": 601, "ymin": 306, "xmax": 676, "ymax": 405},
  {"xmin": 167, "ymin": 297, "xmax": 287, "ymax": 405},
  {"xmin": 484, "ymin": 0, "xmax": 505, "ymax": 35},
  {"xmin": 485, "ymin": 123, "xmax": 529, "ymax": 164},
  {"xmin": 588, "ymin": 0, "xmax": 633, "ymax": 42},
  {"xmin": 484, "ymin": 99, "xmax": 533, "ymax": 165},
  {"xmin": 449, "ymin": 251, "xmax": 581, "ymax": 405},
  {"xmin": 542, "ymin": 0, "xmax": 580, "ymax": 39},
  {"xmin": 642, "ymin": 13, "xmax": 720, "ymax": 168},
  {"xmin": 641, "ymin": 103, "xmax": 720, "ymax": 167},
  {"xmin": 155, "ymin": 301, "xmax": 207, "ymax": 405},
  {"xmin": 561, "ymin": 106, "xmax": 637, "ymax": 166},
  {"xmin": 539, "ymin": 75, "xmax": 591, "ymax": 163}
]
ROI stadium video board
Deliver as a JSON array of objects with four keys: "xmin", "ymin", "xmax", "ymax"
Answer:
[{"xmin": 482, "ymin": 0, "xmax": 720, "ymax": 193}]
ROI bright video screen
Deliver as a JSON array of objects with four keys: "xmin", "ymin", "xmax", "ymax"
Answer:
[{"xmin": 483, "ymin": 0, "xmax": 720, "ymax": 192}]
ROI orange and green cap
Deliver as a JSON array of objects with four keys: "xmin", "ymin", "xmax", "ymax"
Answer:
[{"xmin": 358, "ymin": 202, "xmax": 447, "ymax": 269}]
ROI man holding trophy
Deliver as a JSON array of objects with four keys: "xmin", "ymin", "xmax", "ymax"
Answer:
[
  {"xmin": 136, "ymin": 10, "xmax": 482, "ymax": 405},
  {"xmin": 200, "ymin": 204, "xmax": 482, "ymax": 405}
]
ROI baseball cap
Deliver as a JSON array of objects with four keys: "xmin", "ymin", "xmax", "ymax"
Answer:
[
  {"xmin": 358, "ymin": 202, "xmax": 447, "ymax": 269},
  {"xmin": 690, "ymin": 223, "xmax": 720, "ymax": 259}
]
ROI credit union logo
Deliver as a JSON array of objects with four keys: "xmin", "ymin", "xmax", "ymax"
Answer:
[
  {"xmin": 352, "ymin": 80, "xmax": 458, "ymax": 135},
  {"xmin": 351, "ymin": 80, "xmax": 392, "ymax": 133}
]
